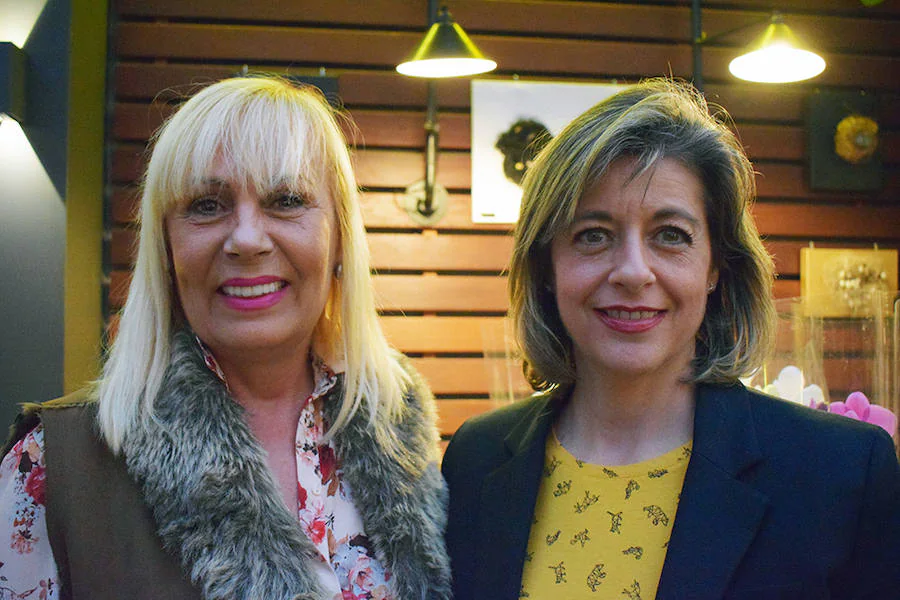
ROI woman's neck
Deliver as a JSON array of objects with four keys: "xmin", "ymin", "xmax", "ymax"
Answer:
[
  {"xmin": 556, "ymin": 369, "xmax": 696, "ymax": 466},
  {"xmin": 214, "ymin": 343, "xmax": 315, "ymax": 407},
  {"xmin": 211, "ymin": 345, "xmax": 315, "ymax": 512}
]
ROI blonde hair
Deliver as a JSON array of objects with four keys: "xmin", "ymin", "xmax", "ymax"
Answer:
[
  {"xmin": 99, "ymin": 76, "xmax": 409, "ymax": 452},
  {"xmin": 510, "ymin": 78, "xmax": 776, "ymax": 391}
]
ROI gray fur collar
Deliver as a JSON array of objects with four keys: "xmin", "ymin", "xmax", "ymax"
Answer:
[{"xmin": 121, "ymin": 331, "xmax": 451, "ymax": 600}]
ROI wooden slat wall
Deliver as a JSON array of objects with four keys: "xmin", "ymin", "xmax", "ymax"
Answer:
[{"xmin": 107, "ymin": 0, "xmax": 900, "ymax": 437}]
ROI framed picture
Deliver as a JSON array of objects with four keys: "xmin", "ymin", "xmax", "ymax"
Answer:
[
  {"xmin": 470, "ymin": 80, "xmax": 627, "ymax": 224},
  {"xmin": 807, "ymin": 90, "xmax": 882, "ymax": 192}
]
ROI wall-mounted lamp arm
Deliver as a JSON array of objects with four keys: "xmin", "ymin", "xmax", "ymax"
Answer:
[
  {"xmin": 692, "ymin": 2, "xmax": 770, "ymax": 90},
  {"xmin": 692, "ymin": 4, "xmax": 825, "ymax": 88},
  {"xmin": 421, "ymin": 81, "xmax": 440, "ymax": 217}
]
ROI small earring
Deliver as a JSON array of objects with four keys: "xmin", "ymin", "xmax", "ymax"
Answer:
[
  {"xmin": 333, "ymin": 264, "xmax": 343, "ymax": 279},
  {"xmin": 707, "ymin": 282, "xmax": 716, "ymax": 294}
]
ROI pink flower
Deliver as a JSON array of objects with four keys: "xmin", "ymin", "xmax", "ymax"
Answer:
[{"xmin": 829, "ymin": 392, "xmax": 898, "ymax": 437}]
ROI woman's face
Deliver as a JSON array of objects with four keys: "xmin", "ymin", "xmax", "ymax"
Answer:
[
  {"xmin": 165, "ymin": 157, "xmax": 339, "ymax": 363},
  {"xmin": 550, "ymin": 156, "xmax": 717, "ymax": 384}
]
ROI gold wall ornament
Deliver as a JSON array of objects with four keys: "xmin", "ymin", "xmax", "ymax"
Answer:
[
  {"xmin": 807, "ymin": 90, "xmax": 882, "ymax": 191},
  {"xmin": 800, "ymin": 247, "xmax": 898, "ymax": 317},
  {"xmin": 834, "ymin": 115, "xmax": 879, "ymax": 165}
]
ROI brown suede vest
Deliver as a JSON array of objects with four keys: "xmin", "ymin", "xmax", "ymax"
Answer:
[{"xmin": 8, "ymin": 394, "xmax": 201, "ymax": 599}]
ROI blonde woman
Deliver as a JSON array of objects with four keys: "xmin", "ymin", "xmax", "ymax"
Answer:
[
  {"xmin": 0, "ymin": 77, "xmax": 451, "ymax": 600},
  {"xmin": 442, "ymin": 79, "xmax": 900, "ymax": 599}
]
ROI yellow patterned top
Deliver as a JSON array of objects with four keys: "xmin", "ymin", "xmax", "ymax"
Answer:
[{"xmin": 519, "ymin": 432, "xmax": 692, "ymax": 599}]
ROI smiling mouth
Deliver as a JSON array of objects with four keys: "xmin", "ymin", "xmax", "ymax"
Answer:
[
  {"xmin": 604, "ymin": 309, "xmax": 661, "ymax": 320},
  {"xmin": 220, "ymin": 281, "xmax": 286, "ymax": 298}
]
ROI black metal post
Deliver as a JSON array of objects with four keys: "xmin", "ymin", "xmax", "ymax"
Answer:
[
  {"xmin": 691, "ymin": 0, "xmax": 704, "ymax": 92},
  {"xmin": 421, "ymin": 82, "xmax": 439, "ymax": 216},
  {"xmin": 420, "ymin": 0, "xmax": 441, "ymax": 216}
]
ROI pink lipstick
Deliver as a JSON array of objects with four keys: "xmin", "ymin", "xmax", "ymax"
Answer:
[{"xmin": 219, "ymin": 276, "xmax": 287, "ymax": 310}]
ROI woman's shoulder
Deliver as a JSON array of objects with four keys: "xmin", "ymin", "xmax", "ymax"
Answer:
[
  {"xmin": 709, "ymin": 382, "xmax": 897, "ymax": 467},
  {"xmin": 3, "ymin": 389, "xmax": 97, "ymax": 458},
  {"xmin": 442, "ymin": 392, "xmax": 557, "ymax": 469},
  {"xmin": 457, "ymin": 392, "xmax": 555, "ymax": 438}
]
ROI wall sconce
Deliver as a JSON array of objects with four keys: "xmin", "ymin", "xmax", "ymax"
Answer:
[
  {"xmin": 691, "ymin": 1, "xmax": 825, "ymax": 90},
  {"xmin": 0, "ymin": 42, "xmax": 27, "ymax": 123},
  {"xmin": 396, "ymin": 2, "xmax": 497, "ymax": 224}
]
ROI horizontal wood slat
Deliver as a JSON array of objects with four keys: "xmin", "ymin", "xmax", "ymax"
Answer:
[
  {"xmin": 367, "ymin": 232, "xmax": 512, "ymax": 272},
  {"xmin": 117, "ymin": 102, "xmax": 900, "ymax": 164},
  {"xmin": 410, "ymin": 356, "xmax": 529, "ymax": 396},
  {"xmin": 436, "ymin": 399, "xmax": 504, "ymax": 437},
  {"xmin": 373, "ymin": 275, "xmax": 508, "ymax": 313},
  {"xmin": 109, "ymin": 145, "xmax": 900, "ymax": 203},
  {"xmin": 114, "ymin": 22, "xmax": 899, "ymax": 89},
  {"xmin": 380, "ymin": 315, "xmax": 509, "ymax": 354},
  {"xmin": 752, "ymin": 203, "xmax": 900, "ymax": 240},
  {"xmin": 113, "ymin": 0, "xmax": 899, "ymax": 54},
  {"xmin": 111, "ymin": 63, "xmax": 900, "ymax": 130}
]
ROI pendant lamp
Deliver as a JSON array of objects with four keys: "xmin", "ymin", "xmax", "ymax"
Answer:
[
  {"xmin": 728, "ymin": 12, "xmax": 826, "ymax": 83},
  {"xmin": 396, "ymin": 6, "xmax": 496, "ymax": 78}
]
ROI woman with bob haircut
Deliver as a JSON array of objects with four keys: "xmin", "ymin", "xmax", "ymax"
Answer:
[
  {"xmin": 442, "ymin": 78, "xmax": 900, "ymax": 599},
  {"xmin": 0, "ymin": 76, "xmax": 451, "ymax": 600}
]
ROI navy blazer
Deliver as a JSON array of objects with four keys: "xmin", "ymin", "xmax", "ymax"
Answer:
[{"xmin": 442, "ymin": 383, "xmax": 900, "ymax": 599}]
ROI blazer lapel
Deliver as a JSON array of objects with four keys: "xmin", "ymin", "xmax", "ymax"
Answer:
[
  {"xmin": 475, "ymin": 393, "xmax": 563, "ymax": 599},
  {"xmin": 657, "ymin": 384, "xmax": 769, "ymax": 600}
]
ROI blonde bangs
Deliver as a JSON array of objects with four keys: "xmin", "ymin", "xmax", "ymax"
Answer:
[{"xmin": 147, "ymin": 86, "xmax": 334, "ymax": 222}]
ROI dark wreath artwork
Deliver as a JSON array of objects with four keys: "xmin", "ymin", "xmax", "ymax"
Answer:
[{"xmin": 494, "ymin": 118, "xmax": 552, "ymax": 186}]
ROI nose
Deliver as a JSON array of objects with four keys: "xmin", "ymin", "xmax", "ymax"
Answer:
[
  {"xmin": 607, "ymin": 234, "xmax": 655, "ymax": 291},
  {"xmin": 223, "ymin": 200, "xmax": 274, "ymax": 257}
]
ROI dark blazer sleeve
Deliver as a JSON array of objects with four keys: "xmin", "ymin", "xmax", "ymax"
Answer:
[
  {"xmin": 834, "ymin": 425, "xmax": 900, "ymax": 598},
  {"xmin": 661, "ymin": 384, "xmax": 900, "ymax": 600}
]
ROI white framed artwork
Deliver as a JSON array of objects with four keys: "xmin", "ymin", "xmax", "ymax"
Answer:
[{"xmin": 470, "ymin": 80, "xmax": 627, "ymax": 224}]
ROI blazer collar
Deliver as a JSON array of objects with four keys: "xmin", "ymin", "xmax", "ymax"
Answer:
[
  {"xmin": 657, "ymin": 382, "xmax": 769, "ymax": 599},
  {"xmin": 475, "ymin": 389, "xmax": 568, "ymax": 598}
]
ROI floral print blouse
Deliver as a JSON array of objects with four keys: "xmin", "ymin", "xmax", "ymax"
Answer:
[{"xmin": 0, "ymin": 350, "xmax": 393, "ymax": 600}]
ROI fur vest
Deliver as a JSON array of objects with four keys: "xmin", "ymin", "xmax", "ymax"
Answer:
[{"xmin": 26, "ymin": 331, "xmax": 452, "ymax": 600}]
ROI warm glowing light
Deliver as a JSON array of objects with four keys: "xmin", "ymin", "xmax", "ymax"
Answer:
[
  {"xmin": 728, "ymin": 15, "xmax": 826, "ymax": 84},
  {"xmin": 729, "ymin": 45, "xmax": 826, "ymax": 83},
  {"xmin": 0, "ymin": 115, "xmax": 56, "ymax": 197},
  {"xmin": 396, "ymin": 7, "xmax": 497, "ymax": 79},
  {"xmin": 0, "ymin": 0, "xmax": 50, "ymax": 47},
  {"xmin": 397, "ymin": 57, "xmax": 497, "ymax": 78}
]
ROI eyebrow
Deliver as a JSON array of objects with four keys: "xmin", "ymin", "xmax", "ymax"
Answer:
[
  {"xmin": 572, "ymin": 207, "xmax": 701, "ymax": 227},
  {"xmin": 195, "ymin": 177, "xmax": 229, "ymax": 189}
]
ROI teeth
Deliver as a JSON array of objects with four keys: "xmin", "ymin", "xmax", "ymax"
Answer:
[
  {"xmin": 222, "ymin": 282, "xmax": 284, "ymax": 298},
  {"xmin": 607, "ymin": 310, "xmax": 658, "ymax": 320}
]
